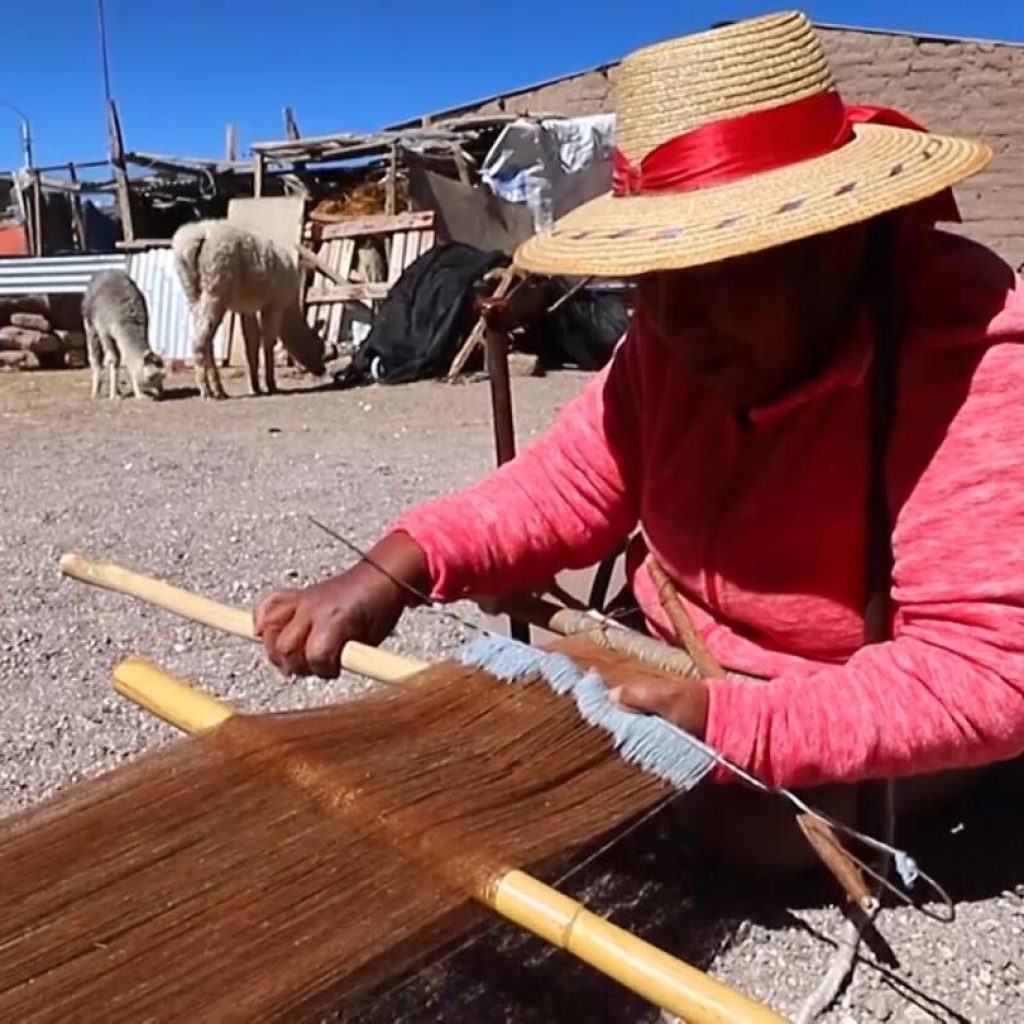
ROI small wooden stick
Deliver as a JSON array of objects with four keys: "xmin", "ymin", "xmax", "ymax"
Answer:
[
  {"xmin": 112, "ymin": 658, "xmax": 786, "ymax": 1024},
  {"xmin": 646, "ymin": 555, "xmax": 875, "ymax": 912},
  {"xmin": 646, "ymin": 556, "xmax": 726, "ymax": 679},
  {"xmin": 798, "ymin": 817, "xmax": 876, "ymax": 913},
  {"xmin": 447, "ymin": 265, "xmax": 519, "ymax": 379}
]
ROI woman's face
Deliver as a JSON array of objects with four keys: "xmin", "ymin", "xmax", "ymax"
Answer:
[{"xmin": 637, "ymin": 224, "xmax": 870, "ymax": 409}]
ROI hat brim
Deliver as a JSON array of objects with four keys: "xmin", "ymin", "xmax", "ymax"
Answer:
[{"xmin": 513, "ymin": 124, "xmax": 992, "ymax": 278}]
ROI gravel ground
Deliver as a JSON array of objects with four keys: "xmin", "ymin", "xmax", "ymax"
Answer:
[{"xmin": 1, "ymin": 367, "xmax": 1022, "ymax": 1023}]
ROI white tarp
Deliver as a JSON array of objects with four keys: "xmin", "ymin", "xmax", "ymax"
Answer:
[{"xmin": 480, "ymin": 114, "xmax": 616, "ymax": 232}]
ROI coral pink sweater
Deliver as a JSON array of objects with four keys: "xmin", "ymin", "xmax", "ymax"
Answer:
[{"xmin": 393, "ymin": 229, "xmax": 1024, "ymax": 789}]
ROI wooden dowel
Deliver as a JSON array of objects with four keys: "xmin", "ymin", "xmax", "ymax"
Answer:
[
  {"xmin": 111, "ymin": 658, "xmax": 785, "ymax": 1024},
  {"xmin": 647, "ymin": 556, "xmax": 725, "ymax": 679},
  {"xmin": 59, "ymin": 552, "xmax": 422, "ymax": 684},
  {"xmin": 114, "ymin": 658, "xmax": 235, "ymax": 734}
]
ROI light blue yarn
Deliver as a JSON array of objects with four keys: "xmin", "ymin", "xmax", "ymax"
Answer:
[
  {"xmin": 457, "ymin": 632, "xmax": 715, "ymax": 792},
  {"xmin": 895, "ymin": 851, "xmax": 920, "ymax": 888},
  {"xmin": 457, "ymin": 632, "xmax": 927, "ymax": 894}
]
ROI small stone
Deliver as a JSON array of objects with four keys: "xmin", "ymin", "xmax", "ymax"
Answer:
[
  {"xmin": 904, "ymin": 1007, "xmax": 934, "ymax": 1022},
  {"xmin": 9, "ymin": 312, "xmax": 51, "ymax": 332},
  {"xmin": 0, "ymin": 325, "xmax": 60, "ymax": 355},
  {"xmin": 0, "ymin": 350, "xmax": 40, "ymax": 371},
  {"xmin": 862, "ymin": 991, "xmax": 892, "ymax": 1020},
  {"xmin": 507, "ymin": 352, "xmax": 543, "ymax": 378}
]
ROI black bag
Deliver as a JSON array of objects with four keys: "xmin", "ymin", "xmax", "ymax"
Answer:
[
  {"xmin": 543, "ymin": 277, "xmax": 628, "ymax": 371},
  {"xmin": 335, "ymin": 242, "xmax": 508, "ymax": 388}
]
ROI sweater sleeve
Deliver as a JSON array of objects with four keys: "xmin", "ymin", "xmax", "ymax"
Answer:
[
  {"xmin": 389, "ymin": 327, "xmax": 643, "ymax": 601},
  {"xmin": 706, "ymin": 341, "xmax": 1024, "ymax": 789}
]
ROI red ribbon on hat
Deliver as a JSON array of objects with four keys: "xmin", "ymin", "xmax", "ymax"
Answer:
[{"xmin": 611, "ymin": 90, "xmax": 959, "ymax": 224}]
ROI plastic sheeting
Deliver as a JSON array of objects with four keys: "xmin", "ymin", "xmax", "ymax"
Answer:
[{"xmin": 480, "ymin": 114, "xmax": 616, "ymax": 231}]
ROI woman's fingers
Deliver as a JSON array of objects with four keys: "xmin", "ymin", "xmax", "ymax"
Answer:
[
  {"xmin": 269, "ymin": 607, "xmax": 314, "ymax": 677},
  {"xmin": 305, "ymin": 609, "xmax": 351, "ymax": 680},
  {"xmin": 253, "ymin": 590, "xmax": 298, "ymax": 637},
  {"xmin": 609, "ymin": 676, "xmax": 710, "ymax": 737}
]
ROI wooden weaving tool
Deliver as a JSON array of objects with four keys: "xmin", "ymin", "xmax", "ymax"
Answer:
[{"xmin": 0, "ymin": 551, "xmax": 788, "ymax": 1023}]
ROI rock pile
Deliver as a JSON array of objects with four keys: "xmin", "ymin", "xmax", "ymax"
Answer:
[{"xmin": 0, "ymin": 296, "xmax": 87, "ymax": 372}]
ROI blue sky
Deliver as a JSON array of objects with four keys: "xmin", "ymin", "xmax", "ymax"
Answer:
[{"xmin": 1, "ymin": 1, "xmax": 1020, "ymax": 171}]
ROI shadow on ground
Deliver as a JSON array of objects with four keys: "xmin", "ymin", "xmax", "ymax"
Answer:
[{"xmin": 349, "ymin": 761, "xmax": 1024, "ymax": 1023}]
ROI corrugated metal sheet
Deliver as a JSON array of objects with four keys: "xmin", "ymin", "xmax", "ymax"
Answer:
[
  {"xmin": 0, "ymin": 249, "xmax": 228, "ymax": 364},
  {"xmin": 0, "ymin": 253, "xmax": 126, "ymax": 295},
  {"xmin": 127, "ymin": 248, "xmax": 229, "ymax": 362}
]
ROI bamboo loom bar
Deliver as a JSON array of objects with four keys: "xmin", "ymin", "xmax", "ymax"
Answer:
[
  {"xmin": 59, "ymin": 553, "xmax": 784, "ymax": 1019},
  {"xmin": 58, "ymin": 553, "xmax": 420, "ymax": 683},
  {"xmin": 111, "ymin": 658, "xmax": 786, "ymax": 1024}
]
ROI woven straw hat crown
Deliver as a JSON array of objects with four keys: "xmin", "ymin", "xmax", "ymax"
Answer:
[
  {"xmin": 616, "ymin": 11, "xmax": 831, "ymax": 163},
  {"xmin": 514, "ymin": 10, "xmax": 992, "ymax": 278}
]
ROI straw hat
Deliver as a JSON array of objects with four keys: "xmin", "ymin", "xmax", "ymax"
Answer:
[{"xmin": 514, "ymin": 11, "xmax": 992, "ymax": 278}]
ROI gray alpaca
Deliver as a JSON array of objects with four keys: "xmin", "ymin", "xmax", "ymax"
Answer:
[{"xmin": 82, "ymin": 270, "xmax": 166, "ymax": 400}]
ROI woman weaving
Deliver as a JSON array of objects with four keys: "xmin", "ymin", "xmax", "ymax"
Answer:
[{"xmin": 256, "ymin": 13, "xmax": 1024, "ymax": 848}]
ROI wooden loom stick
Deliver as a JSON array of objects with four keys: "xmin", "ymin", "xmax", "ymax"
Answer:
[
  {"xmin": 111, "ymin": 658, "xmax": 785, "ymax": 1024},
  {"xmin": 647, "ymin": 557, "xmax": 727, "ymax": 680},
  {"xmin": 63, "ymin": 552, "xmax": 869, "ymax": 898},
  {"xmin": 60, "ymin": 554, "xmax": 872, "ymax": 908},
  {"xmin": 58, "ymin": 552, "xmax": 422, "ymax": 684}
]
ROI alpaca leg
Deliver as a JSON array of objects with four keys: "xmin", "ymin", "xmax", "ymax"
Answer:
[
  {"xmin": 208, "ymin": 349, "xmax": 228, "ymax": 400},
  {"xmin": 129, "ymin": 360, "xmax": 143, "ymax": 400},
  {"xmin": 240, "ymin": 314, "xmax": 262, "ymax": 396},
  {"xmin": 85, "ymin": 323, "xmax": 104, "ymax": 399},
  {"xmin": 260, "ymin": 306, "xmax": 284, "ymax": 395},
  {"xmin": 100, "ymin": 334, "xmax": 121, "ymax": 401},
  {"xmin": 191, "ymin": 298, "xmax": 226, "ymax": 400}
]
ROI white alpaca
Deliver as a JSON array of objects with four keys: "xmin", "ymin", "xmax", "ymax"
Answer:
[{"xmin": 171, "ymin": 219, "xmax": 325, "ymax": 399}]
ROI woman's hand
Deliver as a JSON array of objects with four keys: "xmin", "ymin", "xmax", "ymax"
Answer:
[
  {"xmin": 608, "ymin": 676, "xmax": 710, "ymax": 737},
  {"xmin": 254, "ymin": 531, "xmax": 430, "ymax": 679}
]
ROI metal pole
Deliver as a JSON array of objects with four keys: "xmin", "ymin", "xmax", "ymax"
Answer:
[
  {"xmin": 96, "ymin": 0, "xmax": 114, "ymax": 106},
  {"xmin": 0, "ymin": 100, "xmax": 33, "ymax": 167}
]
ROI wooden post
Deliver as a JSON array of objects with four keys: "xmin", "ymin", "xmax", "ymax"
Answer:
[
  {"xmin": 225, "ymin": 124, "xmax": 237, "ymax": 162},
  {"xmin": 447, "ymin": 266, "xmax": 517, "ymax": 379},
  {"xmin": 485, "ymin": 328, "xmax": 516, "ymax": 466},
  {"xmin": 283, "ymin": 107, "xmax": 300, "ymax": 140},
  {"xmin": 451, "ymin": 145, "xmax": 472, "ymax": 186},
  {"xmin": 31, "ymin": 169, "xmax": 43, "ymax": 256},
  {"xmin": 253, "ymin": 153, "xmax": 265, "ymax": 197},
  {"xmin": 106, "ymin": 100, "xmax": 135, "ymax": 244},
  {"xmin": 12, "ymin": 172, "xmax": 31, "ymax": 254},
  {"xmin": 66, "ymin": 163, "xmax": 87, "ymax": 252},
  {"xmin": 385, "ymin": 142, "xmax": 398, "ymax": 216},
  {"xmin": 483, "ymin": 324, "xmax": 530, "ymax": 643}
]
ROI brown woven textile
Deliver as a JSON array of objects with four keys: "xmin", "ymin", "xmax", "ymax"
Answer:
[{"xmin": 0, "ymin": 653, "xmax": 671, "ymax": 1022}]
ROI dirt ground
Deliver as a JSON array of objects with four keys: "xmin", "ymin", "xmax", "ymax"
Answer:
[{"xmin": 1, "ymin": 367, "xmax": 1022, "ymax": 1023}]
